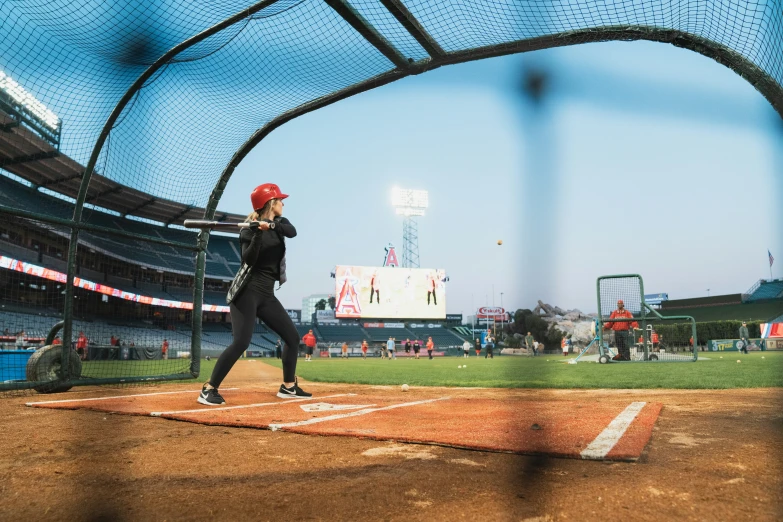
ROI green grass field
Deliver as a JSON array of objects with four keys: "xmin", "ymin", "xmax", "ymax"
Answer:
[
  {"xmin": 76, "ymin": 352, "xmax": 783, "ymax": 389},
  {"xmin": 262, "ymin": 352, "xmax": 783, "ymax": 389}
]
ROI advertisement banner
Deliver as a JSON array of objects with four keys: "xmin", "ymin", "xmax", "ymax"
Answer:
[
  {"xmin": 334, "ymin": 265, "xmax": 446, "ymax": 319},
  {"xmin": 644, "ymin": 293, "xmax": 669, "ymax": 305},
  {"xmin": 0, "ymin": 255, "xmax": 230, "ymax": 313},
  {"xmin": 446, "ymin": 314, "xmax": 463, "ymax": 323},
  {"xmin": 476, "ymin": 306, "xmax": 506, "ymax": 321},
  {"xmin": 286, "ymin": 309, "xmax": 301, "ymax": 323},
  {"xmin": 708, "ymin": 339, "xmax": 766, "ymax": 351},
  {"xmin": 316, "ymin": 310, "xmax": 339, "ymax": 324},
  {"xmin": 760, "ymin": 323, "xmax": 783, "ymax": 338}
]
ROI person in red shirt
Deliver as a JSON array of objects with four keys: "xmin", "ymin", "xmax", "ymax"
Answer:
[
  {"xmin": 426, "ymin": 337, "xmax": 435, "ymax": 360},
  {"xmin": 361, "ymin": 340, "xmax": 368, "ymax": 359},
  {"xmin": 603, "ymin": 299, "xmax": 638, "ymax": 361},
  {"xmin": 302, "ymin": 329, "xmax": 316, "ymax": 362},
  {"xmin": 76, "ymin": 331, "xmax": 88, "ymax": 361},
  {"xmin": 161, "ymin": 339, "xmax": 169, "ymax": 360},
  {"xmin": 52, "ymin": 337, "xmax": 62, "ymax": 346}
]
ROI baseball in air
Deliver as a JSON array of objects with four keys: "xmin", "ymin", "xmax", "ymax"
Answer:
[
  {"xmin": 401, "ymin": 384, "xmax": 409, "ymax": 392},
  {"xmin": 497, "ymin": 240, "xmax": 503, "ymax": 245}
]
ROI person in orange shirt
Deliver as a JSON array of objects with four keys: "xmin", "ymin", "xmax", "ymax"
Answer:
[
  {"xmin": 161, "ymin": 339, "xmax": 169, "ymax": 360},
  {"xmin": 302, "ymin": 329, "xmax": 317, "ymax": 362},
  {"xmin": 426, "ymin": 336, "xmax": 434, "ymax": 360},
  {"xmin": 603, "ymin": 299, "xmax": 638, "ymax": 361},
  {"xmin": 75, "ymin": 331, "xmax": 88, "ymax": 361},
  {"xmin": 341, "ymin": 342, "xmax": 349, "ymax": 359},
  {"xmin": 361, "ymin": 340, "xmax": 368, "ymax": 359}
]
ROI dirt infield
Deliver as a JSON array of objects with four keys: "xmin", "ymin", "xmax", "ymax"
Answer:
[{"xmin": 1, "ymin": 360, "xmax": 782, "ymax": 521}]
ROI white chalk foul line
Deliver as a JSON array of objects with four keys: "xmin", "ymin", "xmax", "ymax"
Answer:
[
  {"xmin": 580, "ymin": 401, "xmax": 646, "ymax": 460},
  {"xmin": 25, "ymin": 388, "xmax": 240, "ymax": 407},
  {"xmin": 269, "ymin": 396, "xmax": 451, "ymax": 431},
  {"xmin": 150, "ymin": 393, "xmax": 356, "ymax": 416}
]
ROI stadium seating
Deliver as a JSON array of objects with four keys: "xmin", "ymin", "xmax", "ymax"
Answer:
[
  {"xmin": 316, "ymin": 325, "xmax": 367, "ymax": 343},
  {"xmin": 364, "ymin": 327, "xmax": 415, "ymax": 342},
  {"xmin": 0, "ymin": 174, "xmax": 239, "ymax": 280},
  {"xmin": 745, "ymin": 279, "xmax": 783, "ymax": 302},
  {"xmin": 409, "ymin": 327, "xmax": 467, "ymax": 347}
]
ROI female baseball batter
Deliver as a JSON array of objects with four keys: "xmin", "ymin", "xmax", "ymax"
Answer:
[{"xmin": 198, "ymin": 183, "xmax": 311, "ymax": 405}]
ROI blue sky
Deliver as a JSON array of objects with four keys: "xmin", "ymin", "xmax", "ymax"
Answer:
[{"xmin": 219, "ymin": 40, "xmax": 781, "ymax": 316}]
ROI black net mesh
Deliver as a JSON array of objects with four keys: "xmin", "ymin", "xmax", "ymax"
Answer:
[
  {"xmin": 1, "ymin": 0, "xmax": 780, "ymax": 205},
  {"xmin": 1, "ymin": 0, "xmax": 781, "ymax": 392}
]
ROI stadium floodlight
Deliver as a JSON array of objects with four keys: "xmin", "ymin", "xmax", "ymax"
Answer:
[
  {"xmin": 392, "ymin": 188, "xmax": 428, "ymax": 213},
  {"xmin": 392, "ymin": 188, "xmax": 428, "ymax": 268},
  {"xmin": 0, "ymin": 70, "xmax": 60, "ymax": 130}
]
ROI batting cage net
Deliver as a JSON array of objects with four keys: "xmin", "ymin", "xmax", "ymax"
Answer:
[
  {"xmin": 597, "ymin": 274, "xmax": 697, "ymax": 363},
  {"xmin": 1, "ymin": 0, "xmax": 779, "ymax": 393}
]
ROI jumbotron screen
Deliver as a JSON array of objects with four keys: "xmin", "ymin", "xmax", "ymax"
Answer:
[{"xmin": 334, "ymin": 265, "xmax": 446, "ymax": 319}]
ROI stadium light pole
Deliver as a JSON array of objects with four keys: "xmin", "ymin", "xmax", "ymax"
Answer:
[{"xmin": 391, "ymin": 188, "xmax": 428, "ymax": 268}]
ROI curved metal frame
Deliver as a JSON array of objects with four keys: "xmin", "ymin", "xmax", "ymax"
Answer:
[{"xmin": 51, "ymin": 4, "xmax": 782, "ymax": 388}]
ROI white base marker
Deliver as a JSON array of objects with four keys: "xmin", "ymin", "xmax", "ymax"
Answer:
[
  {"xmin": 269, "ymin": 396, "xmax": 450, "ymax": 431},
  {"xmin": 151, "ymin": 393, "xmax": 355, "ymax": 416},
  {"xmin": 26, "ymin": 388, "xmax": 240, "ymax": 407},
  {"xmin": 580, "ymin": 401, "xmax": 646, "ymax": 460}
]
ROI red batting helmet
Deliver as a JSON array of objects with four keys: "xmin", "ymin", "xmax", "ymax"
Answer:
[{"xmin": 250, "ymin": 183, "xmax": 288, "ymax": 211}]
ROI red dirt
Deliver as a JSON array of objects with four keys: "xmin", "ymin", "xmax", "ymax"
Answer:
[
  {"xmin": 1, "ymin": 360, "xmax": 781, "ymax": 521},
  {"xmin": 29, "ymin": 389, "xmax": 662, "ymax": 461}
]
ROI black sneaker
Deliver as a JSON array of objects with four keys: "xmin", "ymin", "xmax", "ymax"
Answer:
[
  {"xmin": 197, "ymin": 383, "xmax": 225, "ymax": 406},
  {"xmin": 277, "ymin": 378, "xmax": 312, "ymax": 399}
]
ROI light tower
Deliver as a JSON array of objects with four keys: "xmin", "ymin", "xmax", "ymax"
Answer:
[{"xmin": 392, "ymin": 188, "xmax": 428, "ymax": 269}]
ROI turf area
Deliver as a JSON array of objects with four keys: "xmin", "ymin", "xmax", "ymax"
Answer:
[{"xmin": 262, "ymin": 352, "xmax": 783, "ymax": 389}]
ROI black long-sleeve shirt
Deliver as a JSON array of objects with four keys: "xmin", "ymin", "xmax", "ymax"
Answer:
[{"xmin": 239, "ymin": 217, "xmax": 296, "ymax": 295}]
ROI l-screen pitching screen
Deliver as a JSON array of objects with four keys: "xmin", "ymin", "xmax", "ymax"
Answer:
[{"xmin": 334, "ymin": 265, "xmax": 446, "ymax": 319}]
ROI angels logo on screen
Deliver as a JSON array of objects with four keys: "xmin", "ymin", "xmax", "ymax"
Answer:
[
  {"xmin": 334, "ymin": 265, "xmax": 446, "ymax": 320},
  {"xmin": 383, "ymin": 243, "xmax": 399, "ymax": 267},
  {"xmin": 335, "ymin": 268, "xmax": 362, "ymax": 317}
]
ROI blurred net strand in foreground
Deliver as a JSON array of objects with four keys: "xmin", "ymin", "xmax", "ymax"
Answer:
[{"xmin": 0, "ymin": 0, "xmax": 781, "ymax": 393}]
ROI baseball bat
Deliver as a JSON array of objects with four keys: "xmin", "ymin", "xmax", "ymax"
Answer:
[{"xmin": 183, "ymin": 220, "xmax": 275, "ymax": 230}]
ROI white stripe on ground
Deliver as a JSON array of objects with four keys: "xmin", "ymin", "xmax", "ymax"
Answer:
[
  {"xmin": 580, "ymin": 401, "xmax": 647, "ymax": 460},
  {"xmin": 269, "ymin": 396, "xmax": 451, "ymax": 431},
  {"xmin": 25, "ymin": 388, "xmax": 240, "ymax": 406},
  {"xmin": 150, "ymin": 393, "xmax": 356, "ymax": 416}
]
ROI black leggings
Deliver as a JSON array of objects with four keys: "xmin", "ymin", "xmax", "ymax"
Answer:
[
  {"xmin": 210, "ymin": 289, "xmax": 299, "ymax": 387},
  {"xmin": 427, "ymin": 290, "xmax": 437, "ymax": 305}
]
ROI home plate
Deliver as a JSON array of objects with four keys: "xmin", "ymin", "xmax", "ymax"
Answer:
[{"xmin": 300, "ymin": 402, "xmax": 375, "ymax": 412}]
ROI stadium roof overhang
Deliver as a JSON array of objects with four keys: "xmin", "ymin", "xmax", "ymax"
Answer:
[{"xmin": 0, "ymin": 108, "xmax": 244, "ymax": 226}]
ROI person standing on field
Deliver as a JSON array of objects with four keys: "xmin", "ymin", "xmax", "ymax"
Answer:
[
  {"xmin": 161, "ymin": 339, "xmax": 169, "ymax": 360},
  {"xmin": 361, "ymin": 339, "xmax": 368, "ymax": 359},
  {"xmin": 404, "ymin": 338, "xmax": 411, "ymax": 355},
  {"xmin": 341, "ymin": 341, "xmax": 349, "ymax": 359},
  {"xmin": 302, "ymin": 329, "xmax": 316, "ymax": 362},
  {"xmin": 738, "ymin": 322, "xmax": 750, "ymax": 354},
  {"xmin": 386, "ymin": 337, "xmax": 396, "ymax": 360},
  {"xmin": 603, "ymin": 299, "xmax": 639, "ymax": 361},
  {"xmin": 485, "ymin": 335, "xmax": 494, "ymax": 359},
  {"xmin": 462, "ymin": 339, "xmax": 471, "ymax": 358},
  {"xmin": 474, "ymin": 337, "xmax": 481, "ymax": 357},
  {"xmin": 426, "ymin": 336, "xmax": 434, "ymax": 359},
  {"xmin": 525, "ymin": 332, "xmax": 535, "ymax": 357},
  {"xmin": 413, "ymin": 339, "xmax": 421, "ymax": 359}
]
